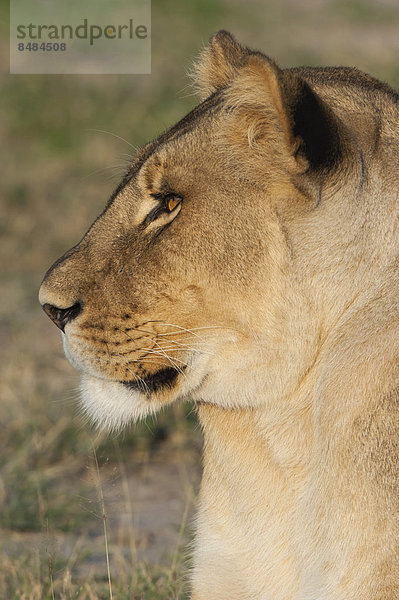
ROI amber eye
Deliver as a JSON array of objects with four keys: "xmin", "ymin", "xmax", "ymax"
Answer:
[{"xmin": 165, "ymin": 194, "xmax": 182, "ymax": 212}]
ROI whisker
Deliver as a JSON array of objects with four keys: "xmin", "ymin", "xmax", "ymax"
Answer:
[
  {"xmin": 141, "ymin": 346, "xmax": 187, "ymax": 374},
  {"xmin": 149, "ymin": 338, "xmax": 215, "ymax": 357},
  {"xmin": 143, "ymin": 343, "xmax": 214, "ymax": 358},
  {"xmin": 125, "ymin": 368, "xmax": 150, "ymax": 395},
  {"xmin": 141, "ymin": 345, "xmax": 192, "ymax": 353},
  {"xmin": 149, "ymin": 322, "xmax": 237, "ymax": 342},
  {"xmin": 118, "ymin": 152, "xmax": 136, "ymax": 160},
  {"xmin": 132, "ymin": 324, "xmax": 211, "ymax": 346},
  {"xmin": 82, "ymin": 164, "xmax": 125, "ymax": 180},
  {"xmin": 139, "ymin": 351, "xmax": 188, "ymax": 367},
  {"xmin": 109, "ymin": 349, "xmax": 151, "ymax": 394},
  {"xmin": 132, "ymin": 360, "xmax": 174, "ymax": 368},
  {"xmin": 118, "ymin": 328, "xmax": 187, "ymax": 377},
  {"xmin": 157, "ymin": 324, "xmax": 235, "ymax": 333},
  {"xmin": 123, "ymin": 329, "xmax": 186, "ymax": 376},
  {"xmin": 86, "ymin": 128, "xmax": 138, "ymax": 151},
  {"xmin": 156, "ymin": 325, "xmax": 215, "ymax": 345}
]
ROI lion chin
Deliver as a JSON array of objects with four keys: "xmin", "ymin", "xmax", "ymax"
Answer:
[
  {"xmin": 80, "ymin": 355, "xmax": 210, "ymax": 431},
  {"xmin": 80, "ymin": 375, "xmax": 163, "ymax": 431}
]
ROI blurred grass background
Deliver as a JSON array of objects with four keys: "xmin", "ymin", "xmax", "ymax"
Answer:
[{"xmin": 1, "ymin": 0, "xmax": 399, "ymax": 597}]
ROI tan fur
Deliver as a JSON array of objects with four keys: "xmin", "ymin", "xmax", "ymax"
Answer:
[{"xmin": 40, "ymin": 31, "xmax": 399, "ymax": 599}]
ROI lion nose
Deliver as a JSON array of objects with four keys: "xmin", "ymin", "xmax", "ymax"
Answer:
[{"xmin": 42, "ymin": 302, "xmax": 82, "ymax": 332}]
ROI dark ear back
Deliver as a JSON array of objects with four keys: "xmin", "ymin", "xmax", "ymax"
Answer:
[{"xmin": 279, "ymin": 72, "xmax": 342, "ymax": 171}]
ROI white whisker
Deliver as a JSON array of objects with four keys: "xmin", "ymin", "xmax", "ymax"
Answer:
[
  {"xmin": 82, "ymin": 164, "xmax": 125, "ymax": 180},
  {"xmin": 149, "ymin": 338, "xmax": 215, "ymax": 356},
  {"xmin": 140, "ymin": 353, "xmax": 188, "ymax": 367},
  {"xmin": 141, "ymin": 344, "xmax": 187, "ymax": 375},
  {"xmin": 86, "ymin": 128, "xmax": 138, "ymax": 151},
  {"xmin": 120, "ymin": 328, "xmax": 186, "ymax": 376}
]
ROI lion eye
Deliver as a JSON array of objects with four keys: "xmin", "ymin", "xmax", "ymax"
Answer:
[
  {"xmin": 142, "ymin": 192, "xmax": 183, "ymax": 229},
  {"xmin": 165, "ymin": 194, "xmax": 182, "ymax": 212}
]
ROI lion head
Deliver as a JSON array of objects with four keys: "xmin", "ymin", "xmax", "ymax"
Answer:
[{"xmin": 39, "ymin": 31, "xmax": 397, "ymax": 431}]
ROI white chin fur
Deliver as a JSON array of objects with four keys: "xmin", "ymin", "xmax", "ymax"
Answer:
[{"xmin": 80, "ymin": 375, "xmax": 162, "ymax": 432}]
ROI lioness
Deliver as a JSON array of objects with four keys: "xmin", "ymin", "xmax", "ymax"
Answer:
[{"xmin": 40, "ymin": 31, "xmax": 399, "ymax": 599}]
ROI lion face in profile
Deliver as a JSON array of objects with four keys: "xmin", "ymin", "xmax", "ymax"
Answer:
[{"xmin": 40, "ymin": 33, "xmax": 332, "ymax": 429}]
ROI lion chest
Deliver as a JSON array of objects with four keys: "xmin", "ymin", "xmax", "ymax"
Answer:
[{"xmin": 192, "ymin": 405, "xmax": 310, "ymax": 600}]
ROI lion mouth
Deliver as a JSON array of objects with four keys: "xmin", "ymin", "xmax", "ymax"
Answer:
[{"xmin": 121, "ymin": 367, "xmax": 182, "ymax": 394}]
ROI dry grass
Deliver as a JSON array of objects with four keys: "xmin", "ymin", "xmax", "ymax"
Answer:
[
  {"xmin": 0, "ymin": 404, "xmax": 200, "ymax": 599},
  {"xmin": 2, "ymin": 0, "xmax": 399, "ymax": 596},
  {"xmin": 0, "ymin": 551, "xmax": 191, "ymax": 599}
]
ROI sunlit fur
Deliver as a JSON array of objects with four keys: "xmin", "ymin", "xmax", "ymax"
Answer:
[{"xmin": 40, "ymin": 31, "xmax": 399, "ymax": 599}]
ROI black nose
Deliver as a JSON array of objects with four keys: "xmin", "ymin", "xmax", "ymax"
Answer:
[{"xmin": 42, "ymin": 302, "xmax": 81, "ymax": 332}]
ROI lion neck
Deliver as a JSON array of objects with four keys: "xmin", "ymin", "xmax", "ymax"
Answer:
[{"xmin": 194, "ymin": 297, "xmax": 399, "ymax": 597}]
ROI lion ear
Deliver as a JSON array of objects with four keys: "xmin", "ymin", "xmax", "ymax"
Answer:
[
  {"xmin": 193, "ymin": 33, "xmax": 342, "ymax": 172},
  {"xmin": 191, "ymin": 30, "xmax": 248, "ymax": 100},
  {"xmin": 224, "ymin": 53, "xmax": 342, "ymax": 173}
]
